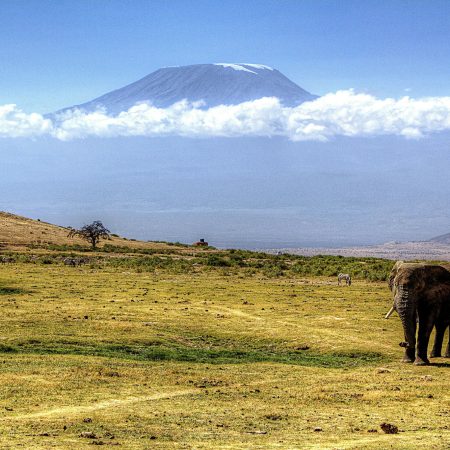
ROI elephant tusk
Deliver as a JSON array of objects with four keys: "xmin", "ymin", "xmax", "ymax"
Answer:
[{"xmin": 385, "ymin": 306, "xmax": 396, "ymax": 319}]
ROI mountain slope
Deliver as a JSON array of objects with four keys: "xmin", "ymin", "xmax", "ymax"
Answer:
[
  {"xmin": 428, "ymin": 232, "xmax": 450, "ymax": 244},
  {"xmin": 58, "ymin": 63, "xmax": 317, "ymax": 114}
]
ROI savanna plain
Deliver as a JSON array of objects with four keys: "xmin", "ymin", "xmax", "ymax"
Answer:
[{"xmin": 0, "ymin": 214, "xmax": 449, "ymax": 449}]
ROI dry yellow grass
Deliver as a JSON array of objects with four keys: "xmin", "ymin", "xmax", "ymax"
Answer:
[
  {"xmin": 0, "ymin": 260, "xmax": 448, "ymax": 449},
  {"xmin": 0, "ymin": 211, "xmax": 194, "ymax": 252}
]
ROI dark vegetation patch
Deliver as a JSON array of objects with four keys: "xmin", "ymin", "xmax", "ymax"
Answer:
[
  {"xmin": 4, "ymin": 340, "xmax": 385, "ymax": 368},
  {"xmin": 105, "ymin": 255, "xmax": 194, "ymax": 274},
  {"xmin": 0, "ymin": 343, "xmax": 18, "ymax": 353},
  {"xmin": 0, "ymin": 285, "xmax": 29, "ymax": 295},
  {"xmin": 38, "ymin": 243, "xmax": 194, "ymax": 256}
]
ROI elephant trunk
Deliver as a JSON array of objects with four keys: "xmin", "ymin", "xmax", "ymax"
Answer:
[{"xmin": 395, "ymin": 284, "xmax": 417, "ymax": 362}]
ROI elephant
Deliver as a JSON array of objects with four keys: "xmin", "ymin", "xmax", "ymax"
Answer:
[
  {"xmin": 386, "ymin": 261, "xmax": 450, "ymax": 357},
  {"xmin": 387, "ymin": 261, "xmax": 450, "ymax": 365}
]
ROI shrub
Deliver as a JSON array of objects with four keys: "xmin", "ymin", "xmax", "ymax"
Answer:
[{"xmin": 205, "ymin": 255, "xmax": 231, "ymax": 267}]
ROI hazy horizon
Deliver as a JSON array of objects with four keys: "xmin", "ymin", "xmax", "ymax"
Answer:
[{"xmin": 2, "ymin": 134, "xmax": 450, "ymax": 249}]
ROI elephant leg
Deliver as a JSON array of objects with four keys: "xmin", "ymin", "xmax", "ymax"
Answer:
[
  {"xmin": 404, "ymin": 345, "xmax": 416, "ymax": 363},
  {"xmin": 395, "ymin": 286, "xmax": 417, "ymax": 363},
  {"xmin": 402, "ymin": 320, "xmax": 416, "ymax": 363},
  {"xmin": 398, "ymin": 307, "xmax": 416, "ymax": 363},
  {"xmin": 445, "ymin": 326, "xmax": 450, "ymax": 358},
  {"xmin": 415, "ymin": 307, "xmax": 437, "ymax": 365},
  {"xmin": 430, "ymin": 322, "xmax": 445, "ymax": 358}
]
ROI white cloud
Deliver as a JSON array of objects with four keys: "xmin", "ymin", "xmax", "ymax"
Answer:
[
  {"xmin": 2, "ymin": 90, "xmax": 450, "ymax": 141},
  {"xmin": 0, "ymin": 104, "xmax": 53, "ymax": 138}
]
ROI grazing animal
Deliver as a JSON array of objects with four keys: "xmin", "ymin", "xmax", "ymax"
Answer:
[
  {"xmin": 386, "ymin": 261, "xmax": 450, "ymax": 358},
  {"xmin": 63, "ymin": 257, "xmax": 78, "ymax": 266},
  {"xmin": 0, "ymin": 256, "xmax": 14, "ymax": 263},
  {"xmin": 387, "ymin": 261, "xmax": 450, "ymax": 365},
  {"xmin": 63, "ymin": 257, "xmax": 87, "ymax": 267},
  {"xmin": 337, "ymin": 273, "xmax": 351, "ymax": 286}
]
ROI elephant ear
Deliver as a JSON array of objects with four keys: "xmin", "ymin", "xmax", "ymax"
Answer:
[
  {"xmin": 414, "ymin": 265, "xmax": 449, "ymax": 290},
  {"xmin": 413, "ymin": 268, "xmax": 428, "ymax": 291},
  {"xmin": 432, "ymin": 265, "xmax": 450, "ymax": 285}
]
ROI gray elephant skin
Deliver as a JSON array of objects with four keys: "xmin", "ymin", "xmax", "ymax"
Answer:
[{"xmin": 389, "ymin": 261, "xmax": 450, "ymax": 365}]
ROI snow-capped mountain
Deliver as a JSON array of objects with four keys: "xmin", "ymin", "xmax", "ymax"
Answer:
[{"xmin": 59, "ymin": 63, "xmax": 317, "ymax": 114}]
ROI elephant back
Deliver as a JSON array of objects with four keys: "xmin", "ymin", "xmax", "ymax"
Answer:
[{"xmin": 390, "ymin": 262, "xmax": 450, "ymax": 292}]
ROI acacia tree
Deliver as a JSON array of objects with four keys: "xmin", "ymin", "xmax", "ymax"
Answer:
[{"xmin": 68, "ymin": 221, "xmax": 111, "ymax": 249}]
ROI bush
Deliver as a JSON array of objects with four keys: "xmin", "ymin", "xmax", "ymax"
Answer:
[
  {"xmin": 205, "ymin": 255, "xmax": 231, "ymax": 267},
  {"xmin": 262, "ymin": 264, "xmax": 284, "ymax": 278},
  {"xmin": 290, "ymin": 255, "xmax": 393, "ymax": 281}
]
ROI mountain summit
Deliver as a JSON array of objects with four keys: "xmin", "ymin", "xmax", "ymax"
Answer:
[{"xmin": 59, "ymin": 63, "xmax": 317, "ymax": 114}]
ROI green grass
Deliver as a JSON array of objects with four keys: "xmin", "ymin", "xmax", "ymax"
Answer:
[{"xmin": 3, "ymin": 340, "xmax": 385, "ymax": 367}]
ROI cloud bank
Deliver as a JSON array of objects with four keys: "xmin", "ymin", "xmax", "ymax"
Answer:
[
  {"xmin": 0, "ymin": 104, "xmax": 52, "ymax": 138},
  {"xmin": 2, "ymin": 90, "xmax": 450, "ymax": 141}
]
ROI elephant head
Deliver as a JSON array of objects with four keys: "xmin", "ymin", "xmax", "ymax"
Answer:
[
  {"xmin": 390, "ymin": 262, "xmax": 450, "ymax": 365},
  {"xmin": 388, "ymin": 260, "xmax": 404, "ymax": 293},
  {"xmin": 385, "ymin": 260, "xmax": 404, "ymax": 319}
]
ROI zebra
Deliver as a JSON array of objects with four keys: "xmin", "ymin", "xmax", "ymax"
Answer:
[
  {"xmin": 337, "ymin": 273, "xmax": 351, "ymax": 286},
  {"xmin": 63, "ymin": 257, "xmax": 88, "ymax": 266}
]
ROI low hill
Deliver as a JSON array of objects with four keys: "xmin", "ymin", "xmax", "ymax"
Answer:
[
  {"xmin": 0, "ymin": 211, "xmax": 189, "ymax": 252},
  {"xmin": 428, "ymin": 232, "xmax": 450, "ymax": 244}
]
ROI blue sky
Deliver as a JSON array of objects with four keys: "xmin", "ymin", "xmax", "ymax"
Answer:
[{"xmin": 1, "ymin": 0, "xmax": 450, "ymax": 112}]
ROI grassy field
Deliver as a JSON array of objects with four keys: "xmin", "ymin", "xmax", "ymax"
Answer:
[{"xmin": 0, "ymin": 255, "xmax": 449, "ymax": 449}]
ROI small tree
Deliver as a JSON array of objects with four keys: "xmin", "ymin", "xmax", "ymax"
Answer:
[{"xmin": 68, "ymin": 221, "xmax": 111, "ymax": 249}]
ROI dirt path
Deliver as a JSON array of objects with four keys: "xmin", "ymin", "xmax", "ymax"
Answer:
[
  {"xmin": 3, "ymin": 377, "xmax": 289, "ymax": 421},
  {"xmin": 4, "ymin": 389, "xmax": 197, "ymax": 420}
]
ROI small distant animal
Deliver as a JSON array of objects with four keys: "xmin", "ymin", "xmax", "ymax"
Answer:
[
  {"xmin": 337, "ymin": 273, "xmax": 351, "ymax": 286},
  {"xmin": 0, "ymin": 256, "xmax": 14, "ymax": 263},
  {"xmin": 63, "ymin": 257, "xmax": 87, "ymax": 266}
]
